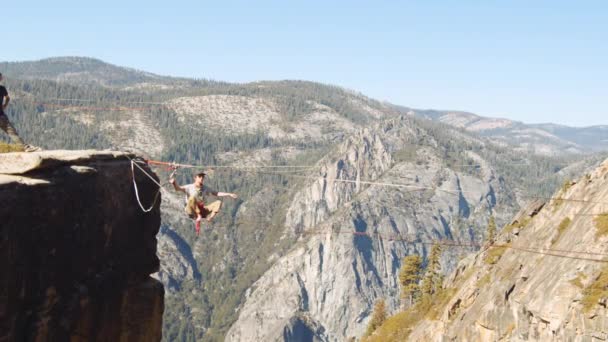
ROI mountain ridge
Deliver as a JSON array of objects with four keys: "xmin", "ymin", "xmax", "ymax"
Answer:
[{"xmin": 3, "ymin": 56, "xmax": 605, "ymax": 155}]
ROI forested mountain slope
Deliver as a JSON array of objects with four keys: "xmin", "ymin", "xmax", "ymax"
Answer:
[{"xmin": 1, "ymin": 57, "xmax": 605, "ymax": 341}]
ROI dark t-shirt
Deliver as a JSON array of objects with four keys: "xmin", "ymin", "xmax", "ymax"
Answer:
[{"xmin": 0, "ymin": 86, "xmax": 7, "ymax": 115}]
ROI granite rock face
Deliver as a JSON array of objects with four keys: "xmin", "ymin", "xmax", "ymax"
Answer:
[
  {"xmin": 0, "ymin": 150, "xmax": 164, "ymax": 342},
  {"xmin": 227, "ymin": 118, "xmax": 518, "ymax": 341},
  {"xmin": 406, "ymin": 159, "xmax": 608, "ymax": 341}
]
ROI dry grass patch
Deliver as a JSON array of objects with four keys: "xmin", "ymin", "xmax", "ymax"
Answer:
[
  {"xmin": 362, "ymin": 310, "xmax": 418, "ymax": 342},
  {"xmin": 364, "ymin": 288, "xmax": 458, "ymax": 342},
  {"xmin": 594, "ymin": 214, "xmax": 608, "ymax": 238},
  {"xmin": 581, "ymin": 265, "xmax": 608, "ymax": 313},
  {"xmin": 551, "ymin": 217, "xmax": 572, "ymax": 245},
  {"xmin": 0, "ymin": 142, "xmax": 24, "ymax": 153},
  {"xmin": 484, "ymin": 244, "xmax": 511, "ymax": 265},
  {"xmin": 477, "ymin": 273, "xmax": 491, "ymax": 288},
  {"xmin": 570, "ymin": 272, "xmax": 587, "ymax": 289}
]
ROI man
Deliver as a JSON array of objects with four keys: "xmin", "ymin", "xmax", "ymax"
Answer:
[
  {"xmin": 170, "ymin": 172, "xmax": 238, "ymax": 234},
  {"xmin": 0, "ymin": 73, "xmax": 39, "ymax": 152}
]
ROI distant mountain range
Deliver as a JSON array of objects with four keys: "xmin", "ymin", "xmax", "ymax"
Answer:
[
  {"xmin": 0, "ymin": 56, "xmax": 191, "ymax": 87},
  {"xmin": 406, "ymin": 108, "xmax": 608, "ymax": 155},
  {"xmin": 2, "ymin": 56, "xmax": 605, "ymax": 155}
]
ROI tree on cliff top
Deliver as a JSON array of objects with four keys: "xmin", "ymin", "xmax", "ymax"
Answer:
[
  {"xmin": 399, "ymin": 255, "xmax": 423, "ymax": 308},
  {"xmin": 364, "ymin": 299, "xmax": 387, "ymax": 337}
]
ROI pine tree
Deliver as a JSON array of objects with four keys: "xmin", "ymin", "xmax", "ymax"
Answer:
[
  {"xmin": 399, "ymin": 255, "xmax": 422, "ymax": 308},
  {"xmin": 364, "ymin": 299, "xmax": 387, "ymax": 337},
  {"xmin": 421, "ymin": 243, "xmax": 443, "ymax": 296},
  {"xmin": 487, "ymin": 215, "xmax": 497, "ymax": 243}
]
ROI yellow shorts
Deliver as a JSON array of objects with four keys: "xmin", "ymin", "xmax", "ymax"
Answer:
[{"xmin": 185, "ymin": 197, "xmax": 222, "ymax": 219}]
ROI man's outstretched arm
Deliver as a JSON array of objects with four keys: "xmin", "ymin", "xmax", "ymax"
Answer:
[{"xmin": 213, "ymin": 191, "xmax": 238, "ymax": 199}]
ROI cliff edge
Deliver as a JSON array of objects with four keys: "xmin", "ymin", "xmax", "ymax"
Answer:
[{"xmin": 0, "ymin": 150, "xmax": 164, "ymax": 342}]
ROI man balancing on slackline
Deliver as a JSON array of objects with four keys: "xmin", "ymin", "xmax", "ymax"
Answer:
[{"xmin": 170, "ymin": 171, "xmax": 238, "ymax": 235}]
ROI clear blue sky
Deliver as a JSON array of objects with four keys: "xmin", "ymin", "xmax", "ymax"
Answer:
[{"xmin": 4, "ymin": 0, "xmax": 607, "ymax": 126}]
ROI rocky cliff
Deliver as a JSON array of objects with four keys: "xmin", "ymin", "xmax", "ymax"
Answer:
[
  {"xmin": 403, "ymin": 159, "xmax": 608, "ymax": 341},
  {"xmin": 226, "ymin": 117, "xmax": 519, "ymax": 341},
  {"xmin": 0, "ymin": 150, "xmax": 164, "ymax": 342}
]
